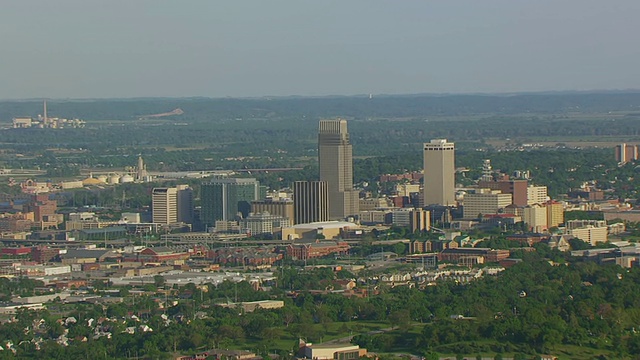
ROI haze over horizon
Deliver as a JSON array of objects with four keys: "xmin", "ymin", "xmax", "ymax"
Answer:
[{"xmin": 2, "ymin": 0, "xmax": 639, "ymax": 100}]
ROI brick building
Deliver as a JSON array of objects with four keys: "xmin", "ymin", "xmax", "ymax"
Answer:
[
  {"xmin": 439, "ymin": 248, "xmax": 510, "ymax": 263},
  {"xmin": 0, "ymin": 247, "xmax": 32, "ymax": 256},
  {"xmin": 31, "ymin": 246, "xmax": 60, "ymax": 263},
  {"xmin": 0, "ymin": 212, "xmax": 34, "ymax": 232},
  {"xmin": 286, "ymin": 240, "xmax": 350, "ymax": 260},
  {"xmin": 139, "ymin": 246, "xmax": 190, "ymax": 263}
]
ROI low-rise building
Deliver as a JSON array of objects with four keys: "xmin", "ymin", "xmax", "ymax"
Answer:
[
  {"xmin": 286, "ymin": 240, "xmax": 350, "ymax": 260},
  {"xmin": 206, "ymin": 247, "xmax": 283, "ymax": 267},
  {"xmin": 481, "ymin": 213, "xmax": 521, "ymax": 227},
  {"xmin": 300, "ymin": 342, "xmax": 366, "ymax": 360},
  {"xmin": 177, "ymin": 349, "xmax": 258, "ymax": 360},
  {"xmin": 281, "ymin": 221, "xmax": 359, "ymax": 240},
  {"xmin": 565, "ymin": 219, "xmax": 608, "ymax": 246},
  {"xmin": 0, "ymin": 212, "xmax": 35, "ymax": 232},
  {"xmin": 216, "ymin": 300, "xmax": 284, "ymax": 313},
  {"xmin": 13, "ymin": 264, "xmax": 71, "ymax": 276},
  {"xmin": 359, "ymin": 197, "xmax": 394, "ymax": 211},
  {"xmin": 0, "ymin": 247, "xmax": 32, "ymax": 256},
  {"xmin": 241, "ymin": 212, "xmax": 291, "ymax": 236},
  {"xmin": 439, "ymin": 248, "xmax": 510, "ymax": 264},
  {"xmin": 395, "ymin": 184, "xmax": 421, "ymax": 197},
  {"xmin": 251, "ymin": 199, "xmax": 294, "ymax": 221},
  {"xmin": 358, "ymin": 210, "xmax": 392, "ymax": 225},
  {"xmin": 59, "ymin": 249, "xmax": 120, "ymax": 264},
  {"xmin": 506, "ymin": 233, "xmax": 548, "ymax": 246},
  {"xmin": 31, "ymin": 246, "xmax": 60, "ymax": 263},
  {"xmin": 570, "ymin": 226, "xmax": 608, "ymax": 246},
  {"xmin": 608, "ymin": 222, "xmax": 626, "ymax": 235},
  {"xmin": 544, "ymin": 235, "xmax": 572, "ymax": 252},
  {"xmin": 463, "ymin": 189, "xmax": 512, "ymax": 219},
  {"xmin": 566, "ymin": 219, "xmax": 607, "ymax": 230},
  {"xmin": 138, "ymin": 246, "xmax": 190, "ymax": 263}
]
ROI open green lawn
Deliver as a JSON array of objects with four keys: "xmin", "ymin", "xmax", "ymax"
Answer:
[
  {"xmin": 549, "ymin": 344, "xmax": 614, "ymax": 360},
  {"xmin": 231, "ymin": 320, "xmax": 393, "ymax": 354},
  {"xmin": 238, "ymin": 322, "xmax": 624, "ymax": 359},
  {"xmin": 336, "ymin": 325, "xmax": 622, "ymax": 360}
]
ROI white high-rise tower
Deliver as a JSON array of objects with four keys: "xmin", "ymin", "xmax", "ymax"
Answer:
[{"xmin": 423, "ymin": 139, "xmax": 455, "ymax": 206}]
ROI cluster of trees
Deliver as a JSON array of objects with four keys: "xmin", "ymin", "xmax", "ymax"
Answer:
[
  {"xmin": 0, "ymin": 278, "xmax": 43, "ymax": 301},
  {"xmin": 419, "ymin": 260, "xmax": 640, "ymax": 357},
  {"xmin": 5, "ymin": 250, "xmax": 640, "ymax": 359},
  {"xmin": 2, "ymin": 95, "xmax": 640, "ymax": 189},
  {"xmin": 0, "ymin": 268, "xmax": 395, "ymax": 359}
]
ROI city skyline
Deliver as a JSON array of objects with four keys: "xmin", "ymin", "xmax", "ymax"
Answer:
[{"xmin": 2, "ymin": 1, "xmax": 640, "ymax": 99}]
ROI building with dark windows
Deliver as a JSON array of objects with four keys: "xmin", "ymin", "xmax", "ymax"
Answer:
[
  {"xmin": 200, "ymin": 178, "xmax": 263, "ymax": 228},
  {"xmin": 293, "ymin": 181, "xmax": 329, "ymax": 224}
]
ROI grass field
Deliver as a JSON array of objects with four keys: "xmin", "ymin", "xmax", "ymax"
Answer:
[
  {"xmin": 234, "ymin": 320, "xmax": 393, "ymax": 354},
  {"xmin": 238, "ymin": 320, "xmax": 624, "ymax": 359}
]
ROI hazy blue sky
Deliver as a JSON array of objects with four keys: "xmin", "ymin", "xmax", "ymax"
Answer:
[{"xmin": 1, "ymin": 0, "xmax": 639, "ymax": 99}]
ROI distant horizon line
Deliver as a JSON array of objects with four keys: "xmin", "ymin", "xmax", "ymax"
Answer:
[{"xmin": 2, "ymin": 88, "xmax": 640, "ymax": 102}]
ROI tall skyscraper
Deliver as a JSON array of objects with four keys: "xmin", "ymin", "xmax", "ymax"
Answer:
[
  {"xmin": 201, "ymin": 178, "xmax": 262, "ymax": 228},
  {"xmin": 293, "ymin": 181, "xmax": 329, "ymax": 224},
  {"xmin": 152, "ymin": 185, "xmax": 194, "ymax": 225},
  {"xmin": 152, "ymin": 187, "xmax": 177, "ymax": 225},
  {"xmin": 176, "ymin": 184, "xmax": 194, "ymax": 224},
  {"xmin": 423, "ymin": 139, "xmax": 455, "ymax": 206},
  {"xmin": 318, "ymin": 119, "xmax": 359, "ymax": 220}
]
